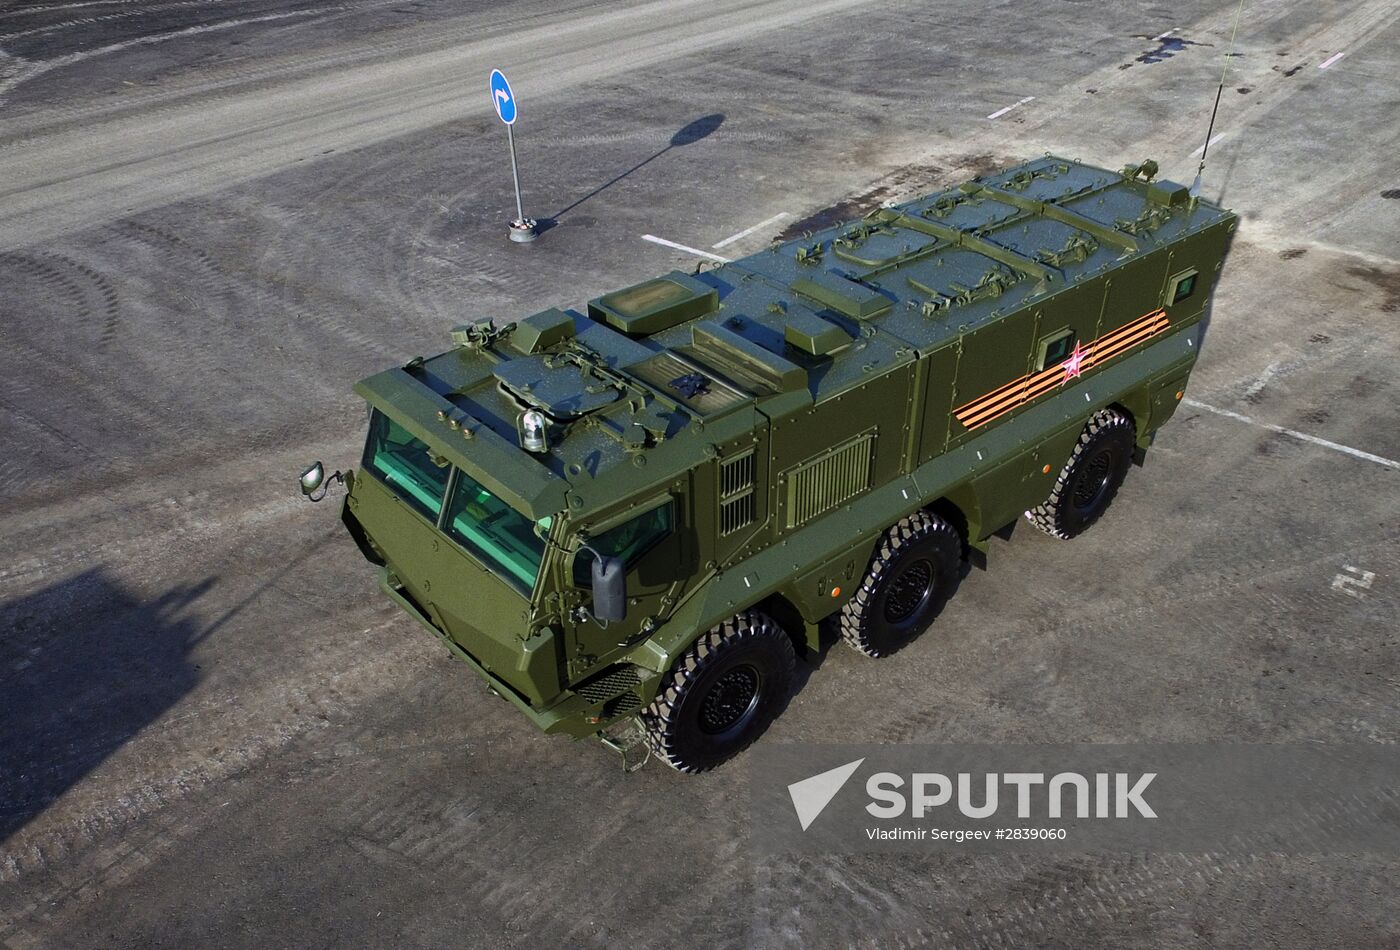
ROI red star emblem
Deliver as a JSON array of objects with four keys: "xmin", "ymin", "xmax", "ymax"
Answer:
[{"xmin": 1061, "ymin": 343, "xmax": 1086, "ymax": 381}]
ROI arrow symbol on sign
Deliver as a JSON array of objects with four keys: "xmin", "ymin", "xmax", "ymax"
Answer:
[{"xmin": 495, "ymin": 89, "xmax": 510, "ymax": 106}]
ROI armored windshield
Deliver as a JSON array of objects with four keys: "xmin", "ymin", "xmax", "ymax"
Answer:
[{"xmin": 362, "ymin": 410, "xmax": 550, "ymax": 594}]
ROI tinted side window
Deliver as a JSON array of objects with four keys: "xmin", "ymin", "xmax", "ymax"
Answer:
[
  {"xmin": 362, "ymin": 411, "xmax": 451, "ymax": 521},
  {"xmin": 573, "ymin": 501, "xmax": 674, "ymax": 584}
]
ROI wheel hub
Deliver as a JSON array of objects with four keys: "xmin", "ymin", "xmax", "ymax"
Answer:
[
  {"xmin": 698, "ymin": 665, "xmax": 761, "ymax": 734},
  {"xmin": 884, "ymin": 558, "xmax": 935, "ymax": 625},
  {"xmin": 1073, "ymin": 448, "xmax": 1115, "ymax": 510}
]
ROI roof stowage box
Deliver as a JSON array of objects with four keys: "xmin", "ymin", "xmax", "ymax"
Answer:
[{"xmin": 588, "ymin": 271, "xmax": 718, "ymax": 336}]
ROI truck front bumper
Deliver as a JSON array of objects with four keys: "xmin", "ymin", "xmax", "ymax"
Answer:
[{"xmin": 378, "ymin": 571, "xmax": 602, "ymax": 739}]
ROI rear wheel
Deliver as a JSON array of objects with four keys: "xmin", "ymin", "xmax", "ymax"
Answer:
[
  {"xmin": 840, "ymin": 510, "xmax": 963, "ymax": 658},
  {"xmin": 643, "ymin": 610, "xmax": 795, "ymax": 773},
  {"xmin": 1025, "ymin": 408, "xmax": 1135, "ymax": 540}
]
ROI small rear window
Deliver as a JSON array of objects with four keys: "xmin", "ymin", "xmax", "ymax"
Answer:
[
  {"xmin": 1038, "ymin": 329, "xmax": 1077, "ymax": 371},
  {"xmin": 362, "ymin": 411, "xmax": 450, "ymax": 521},
  {"xmin": 1170, "ymin": 271, "xmax": 1198, "ymax": 305}
]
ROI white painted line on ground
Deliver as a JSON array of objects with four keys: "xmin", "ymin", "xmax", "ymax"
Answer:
[
  {"xmin": 1188, "ymin": 133, "xmax": 1225, "ymax": 158},
  {"xmin": 712, "ymin": 212, "xmax": 790, "ymax": 249},
  {"xmin": 987, "ymin": 96, "xmax": 1035, "ymax": 120},
  {"xmin": 641, "ymin": 234, "xmax": 731, "ymax": 262},
  {"xmin": 1153, "ymin": 28, "xmax": 1176, "ymax": 41},
  {"xmin": 1318, "ymin": 51, "xmax": 1346, "ymax": 69},
  {"xmin": 1184, "ymin": 398, "xmax": 1400, "ymax": 471},
  {"xmin": 1332, "ymin": 566, "xmax": 1375, "ymax": 598}
]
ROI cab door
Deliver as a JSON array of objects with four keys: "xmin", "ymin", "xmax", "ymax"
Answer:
[{"xmin": 564, "ymin": 490, "xmax": 693, "ymax": 676}]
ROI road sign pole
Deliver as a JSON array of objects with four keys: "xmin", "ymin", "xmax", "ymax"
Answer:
[{"xmin": 506, "ymin": 123, "xmax": 526, "ymax": 225}]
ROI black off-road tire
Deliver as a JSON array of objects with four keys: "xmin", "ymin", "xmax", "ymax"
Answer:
[
  {"xmin": 840, "ymin": 510, "xmax": 963, "ymax": 658},
  {"xmin": 643, "ymin": 610, "xmax": 796, "ymax": 773},
  {"xmin": 1025, "ymin": 408, "xmax": 1136, "ymax": 540}
]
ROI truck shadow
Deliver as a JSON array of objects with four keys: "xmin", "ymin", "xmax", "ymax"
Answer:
[
  {"xmin": 0, "ymin": 568, "xmax": 211, "ymax": 842},
  {"xmin": 548, "ymin": 113, "xmax": 725, "ymax": 223}
]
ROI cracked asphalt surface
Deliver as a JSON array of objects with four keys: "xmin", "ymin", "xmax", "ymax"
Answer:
[{"xmin": 1, "ymin": 0, "xmax": 1398, "ymax": 946}]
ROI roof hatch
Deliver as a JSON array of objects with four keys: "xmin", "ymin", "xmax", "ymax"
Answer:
[{"xmin": 493, "ymin": 355, "xmax": 621, "ymax": 419}]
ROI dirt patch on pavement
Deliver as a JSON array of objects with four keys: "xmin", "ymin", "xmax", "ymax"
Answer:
[{"xmin": 1346, "ymin": 264, "xmax": 1400, "ymax": 313}]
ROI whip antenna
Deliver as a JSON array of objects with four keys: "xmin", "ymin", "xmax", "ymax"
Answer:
[{"xmin": 1191, "ymin": 0, "xmax": 1248, "ymax": 197}]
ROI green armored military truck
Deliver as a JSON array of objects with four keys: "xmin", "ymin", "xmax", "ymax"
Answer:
[{"xmin": 300, "ymin": 156, "xmax": 1235, "ymax": 772}]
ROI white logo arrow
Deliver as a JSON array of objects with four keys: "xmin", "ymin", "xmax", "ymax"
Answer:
[
  {"xmin": 495, "ymin": 89, "xmax": 510, "ymax": 106},
  {"xmin": 787, "ymin": 758, "xmax": 865, "ymax": 831}
]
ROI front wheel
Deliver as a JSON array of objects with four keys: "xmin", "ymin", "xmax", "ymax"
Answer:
[{"xmin": 643, "ymin": 611, "xmax": 796, "ymax": 773}]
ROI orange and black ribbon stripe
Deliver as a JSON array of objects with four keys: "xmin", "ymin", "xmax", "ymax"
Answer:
[{"xmin": 953, "ymin": 308, "xmax": 1169, "ymax": 431}]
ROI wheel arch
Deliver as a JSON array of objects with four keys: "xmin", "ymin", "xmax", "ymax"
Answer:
[
  {"xmin": 755, "ymin": 592, "xmax": 814, "ymax": 657},
  {"xmin": 924, "ymin": 494, "xmax": 972, "ymax": 558},
  {"xmin": 1107, "ymin": 398, "xmax": 1141, "ymax": 436},
  {"xmin": 1106, "ymin": 399, "xmax": 1148, "ymax": 465},
  {"xmin": 1106, "ymin": 399, "xmax": 1139, "ymax": 429}
]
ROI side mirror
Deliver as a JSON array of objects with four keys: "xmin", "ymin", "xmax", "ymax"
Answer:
[
  {"xmin": 298, "ymin": 462, "xmax": 344, "ymax": 502},
  {"xmin": 299, "ymin": 461, "xmax": 326, "ymax": 497},
  {"xmin": 591, "ymin": 555, "xmax": 627, "ymax": 623}
]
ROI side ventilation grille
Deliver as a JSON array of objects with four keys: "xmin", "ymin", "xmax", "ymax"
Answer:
[
  {"xmin": 784, "ymin": 431, "xmax": 876, "ymax": 528},
  {"xmin": 575, "ymin": 665, "xmax": 642, "ymax": 704},
  {"xmin": 719, "ymin": 450, "xmax": 756, "ymax": 536},
  {"xmin": 603, "ymin": 693, "xmax": 642, "ymax": 719}
]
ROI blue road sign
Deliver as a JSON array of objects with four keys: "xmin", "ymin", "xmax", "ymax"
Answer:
[{"xmin": 489, "ymin": 69, "xmax": 517, "ymax": 125}]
